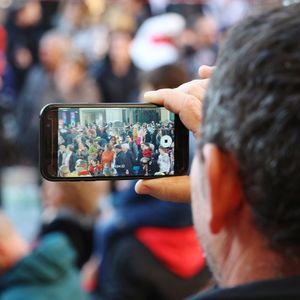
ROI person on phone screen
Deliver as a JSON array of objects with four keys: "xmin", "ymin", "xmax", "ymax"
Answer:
[
  {"xmin": 114, "ymin": 144, "xmax": 126, "ymax": 176},
  {"xmin": 155, "ymin": 146, "xmax": 171, "ymax": 175},
  {"xmin": 136, "ymin": 4, "xmax": 300, "ymax": 300}
]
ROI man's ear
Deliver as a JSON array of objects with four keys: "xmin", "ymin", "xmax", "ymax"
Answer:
[{"xmin": 203, "ymin": 144, "xmax": 244, "ymax": 234}]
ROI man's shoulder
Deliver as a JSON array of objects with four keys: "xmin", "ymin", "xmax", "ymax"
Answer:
[{"xmin": 188, "ymin": 276, "xmax": 300, "ymax": 300}]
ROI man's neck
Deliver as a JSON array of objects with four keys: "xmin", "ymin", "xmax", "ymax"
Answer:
[{"xmin": 218, "ymin": 208, "xmax": 300, "ymax": 287}]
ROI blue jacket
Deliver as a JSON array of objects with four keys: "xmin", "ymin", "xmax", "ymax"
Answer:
[{"xmin": 0, "ymin": 233, "xmax": 88, "ymax": 300}]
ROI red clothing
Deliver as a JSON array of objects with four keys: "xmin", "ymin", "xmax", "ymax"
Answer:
[
  {"xmin": 102, "ymin": 150, "xmax": 114, "ymax": 167},
  {"xmin": 143, "ymin": 148, "xmax": 152, "ymax": 158},
  {"xmin": 135, "ymin": 226, "xmax": 205, "ymax": 278},
  {"xmin": 78, "ymin": 170, "xmax": 89, "ymax": 176}
]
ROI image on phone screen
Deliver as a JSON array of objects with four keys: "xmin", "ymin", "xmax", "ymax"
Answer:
[{"xmin": 40, "ymin": 104, "xmax": 189, "ymax": 180}]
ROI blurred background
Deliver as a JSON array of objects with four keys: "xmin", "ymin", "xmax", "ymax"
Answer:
[{"xmin": 0, "ymin": 0, "xmax": 293, "ymax": 296}]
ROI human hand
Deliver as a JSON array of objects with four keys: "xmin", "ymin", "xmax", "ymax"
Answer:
[
  {"xmin": 135, "ymin": 65, "xmax": 214, "ymax": 203},
  {"xmin": 143, "ymin": 65, "xmax": 214, "ymax": 139}
]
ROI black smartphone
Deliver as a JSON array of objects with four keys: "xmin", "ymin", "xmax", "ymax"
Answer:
[{"xmin": 40, "ymin": 103, "xmax": 189, "ymax": 181}]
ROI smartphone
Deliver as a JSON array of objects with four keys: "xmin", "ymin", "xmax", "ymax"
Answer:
[{"xmin": 40, "ymin": 103, "xmax": 189, "ymax": 181}]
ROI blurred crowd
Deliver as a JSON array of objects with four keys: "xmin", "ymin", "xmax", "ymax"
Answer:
[
  {"xmin": 0, "ymin": 0, "xmax": 253, "ymax": 166},
  {"xmin": 0, "ymin": 1, "xmax": 283, "ymax": 300}
]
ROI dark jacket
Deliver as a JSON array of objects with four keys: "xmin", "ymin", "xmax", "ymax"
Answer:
[
  {"xmin": 94, "ymin": 182, "xmax": 211, "ymax": 300},
  {"xmin": 114, "ymin": 151, "xmax": 126, "ymax": 175},
  {"xmin": 0, "ymin": 233, "xmax": 88, "ymax": 300},
  {"xmin": 124, "ymin": 150, "xmax": 135, "ymax": 174},
  {"xmin": 94, "ymin": 56, "xmax": 139, "ymax": 103},
  {"xmin": 188, "ymin": 276, "xmax": 300, "ymax": 300}
]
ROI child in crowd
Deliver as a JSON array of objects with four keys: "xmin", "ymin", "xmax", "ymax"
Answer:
[
  {"xmin": 156, "ymin": 146, "xmax": 171, "ymax": 175},
  {"xmin": 141, "ymin": 143, "xmax": 152, "ymax": 175}
]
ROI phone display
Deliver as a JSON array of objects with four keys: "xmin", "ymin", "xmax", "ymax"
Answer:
[{"xmin": 40, "ymin": 104, "xmax": 189, "ymax": 181}]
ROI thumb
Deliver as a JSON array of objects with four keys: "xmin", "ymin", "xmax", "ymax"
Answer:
[{"xmin": 135, "ymin": 176, "xmax": 191, "ymax": 203}]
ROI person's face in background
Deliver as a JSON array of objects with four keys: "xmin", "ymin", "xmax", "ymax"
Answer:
[
  {"xmin": 194, "ymin": 15, "xmax": 218, "ymax": 48},
  {"xmin": 39, "ymin": 35, "xmax": 70, "ymax": 72},
  {"xmin": 15, "ymin": 0, "xmax": 42, "ymax": 28},
  {"xmin": 108, "ymin": 31, "xmax": 132, "ymax": 66},
  {"xmin": 59, "ymin": 145, "xmax": 66, "ymax": 153},
  {"xmin": 62, "ymin": 0, "xmax": 89, "ymax": 30},
  {"xmin": 55, "ymin": 58, "xmax": 87, "ymax": 94}
]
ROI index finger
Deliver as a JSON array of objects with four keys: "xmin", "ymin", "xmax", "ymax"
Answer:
[{"xmin": 144, "ymin": 89, "xmax": 201, "ymax": 135}]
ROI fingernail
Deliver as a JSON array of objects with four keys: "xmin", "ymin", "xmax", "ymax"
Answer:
[
  {"xmin": 135, "ymin": 180, "xmax": 150, "ymax": 194},
  {"xmin": 144, "ymin": 91, "xmax": 157, "ymax": 100}
]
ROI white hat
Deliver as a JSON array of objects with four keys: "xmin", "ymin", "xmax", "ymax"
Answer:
[{"xmin": 130, "ymin": 13, "xmax": 185, "ymax": 71}]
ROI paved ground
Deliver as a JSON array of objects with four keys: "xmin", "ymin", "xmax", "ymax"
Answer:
[{"xmin": 1, "ymin": 166, "xmax": 41, "ymax": 241}]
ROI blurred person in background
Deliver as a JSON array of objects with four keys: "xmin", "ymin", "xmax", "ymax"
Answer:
[
  {"xmin": 0, "ymin": 25, "xmax": 16, "ymax": 166},
  {"xmin": 64, "ymin": 144, "xmax": 77, "ymax": 173},
  {"xmin": 115, "ymin": 0, "xmax": 152, "ymax": 28},
  {"xmin": 39, "ymin": 180, "xmax": 109, "ymax": 269},
  {"xmin": 16, "ymin": 30, "xmax": 70, "ymax": 165},
  {"xmin": 181, "ymin": 14, "xmax": 219, "ymax": 77},
  {"xmin": 5, "ymin": 0, "xmax": 43, "ymax": 95},
  {"xmin": 54, "ymin": 52, "xmax": 100, "ymax": 103},
  {"xmin": 205, "ymin": 0, "xmax": 249, "ymax": 30},
  {"xmin": 57, "ymin": 0, "xmax": 108, "ymax": 63},
  {"xmin": 93, "ymin": 30, "xmax": 139, "ymax": 103},
  {"xmin": 0, "ymin": 211, "xmax": 88, "ymax": 300},
  {"xmin": 91, "ymin": 181, "xmax": 211, "ymax": 300}
]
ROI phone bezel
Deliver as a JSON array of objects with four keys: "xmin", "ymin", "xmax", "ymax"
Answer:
[{"xmin": 40, "ymin": 103, "xmax": 189, "ymax": 181}]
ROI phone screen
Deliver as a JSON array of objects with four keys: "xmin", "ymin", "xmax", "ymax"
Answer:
[{"xmin": 56, "ymin": 106, "xmax": 176, "ymax": 178}]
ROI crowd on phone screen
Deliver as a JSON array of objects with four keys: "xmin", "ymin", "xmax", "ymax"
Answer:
[{"xmin": 58, "ymin": 120, "xmax": 174, "ymax": 177}]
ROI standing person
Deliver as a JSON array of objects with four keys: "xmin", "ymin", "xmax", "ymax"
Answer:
[
  {"xmin": 54, "ymin": 52, "xmax": 100, "ymax": 103},
  {"xmin": 114, "ymin": 144, "xmax": 126, "ymax": 176},
  {"xmin": 93, "ymin": 30, "xmax": 139, "ymax": 102},
  {"xmin": 5, "ymin": 0, "xmax": 43, "ymax": 94},
  {"xmin": 64, "ymin": 145, "xmax": 77, "ymax": 173},
  {"xmin": 141, "ymin": 143, "xmax": 152, "ymax": 176},
  {"xmin": 102, "ymin": 143, "xmax": 114, "ymax": 169},
  {"xmin": 156, "ymin": 146, "xmax": 171, "ymax": 175},
  {"xmin": 93, "ymin": 182, "xmax": 211, "ymax": 300},
  {"xmin": 121, "ymin": 143, "xmax": 134, "ymax": 175},
  {"xmin": 16, "ymin": 30, "xmax": 70, "ymax": 165},
  {"xmin": 127, "ymin": 134, "xmax": 139, "ymax": 161},
  {"xmin": 58, "ymin": 144, "xmax": 66, "ymax": 168},
  {"xmin": 136, "ymin": 4, "xmax": 300, "ymax": 299},
  {"xmin": 39, "ymin": 180, "xmax": 108, "ymax": 269}
]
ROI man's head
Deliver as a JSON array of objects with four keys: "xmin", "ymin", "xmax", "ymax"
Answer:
[
  {"xmin": 39, "ymin": 30, "xmax": 71, "ymax": 72},
  {"xmin": 114, "ymin": 144, "xmax": 122, "ymax": 153},
  {"xmin": 75, "ymin": 159, "xmax": 88, "ymax": 175},
  {"xmin": 121, "ymin": 143, "xmax": 129, "ymax": 153},
  {"xmin": 66, "ymin": 144, "xmax": 74, "ymax": 153},
  {"xmin": 191, "ymin": 4, "xmax": 300, "ymax": 283}
]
